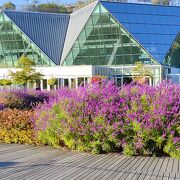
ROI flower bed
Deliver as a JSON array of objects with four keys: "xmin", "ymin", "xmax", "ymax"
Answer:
[
  {"xmin": 0, "ymin": 89, "xmax": 54, "ymax": 110},
  {"xmin": 33, "ymin": 81, "xmax": 180, "ymax": 158}
]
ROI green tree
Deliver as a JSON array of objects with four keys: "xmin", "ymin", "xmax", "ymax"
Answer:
[
  {"xmin": 152, "ymin": 0, "xmax": 170, "ymax": 5},
  {"xmin": 47, "ymin": 77, "xmax": 57, "ymax": 86},
  {"xmin": 9, "ymin": 56, "xmax": 43, "ymax": 89},
  {"xmin": 29, "ymin": 3, "xmax": 68, "ymax": 13},
  {"xmin": 75, "ymin": 0, "xmax": 96, "ymax": 10},
  {"xmin": 47, "ymin": 77, "xmax": 58, "ymax": 89},
  {"xmin": 132, "ymin": 62, "xmax": 153, "ymax": 85},
  {"xmin": 0, "ymin": 79, "xmax": 12, "ymax": 86},
  {"xmin": 2, "ymin": 2, "xmax": 16, "ymax": 10}
]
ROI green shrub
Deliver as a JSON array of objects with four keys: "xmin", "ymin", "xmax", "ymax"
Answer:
[{"xmin": 34, "ymin": 81, "xmax": 180, "ymax": 158}]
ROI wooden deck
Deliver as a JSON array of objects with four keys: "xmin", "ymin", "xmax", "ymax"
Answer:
[{"xmin": 0, "ymin": 143, "xmax": 179, "ymax": 180}]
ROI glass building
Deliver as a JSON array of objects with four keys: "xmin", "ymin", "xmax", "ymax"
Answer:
[{"xmin": 0, "ymin": 1, "xmax": 180, "ymax": 87}]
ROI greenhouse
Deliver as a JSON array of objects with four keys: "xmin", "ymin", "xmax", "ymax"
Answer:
[{"xmin": 0, "ymin": 1, "xmax": 180, "ymax": 88}]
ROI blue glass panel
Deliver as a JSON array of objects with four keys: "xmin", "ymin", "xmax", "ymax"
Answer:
[
  {"xmin": 147, "ymin": 45, "xmax": 158, "ymax": 54},
  {"xmin": 145, "ymin": 24, "xmax": 154, "ymax": 34},
  {"xmin": 135, "ymin": 34, "xmax": 148, "ymax": 44},
  {"xmin": 147, "ymin": 34, "xmax": 156, "ymax": 44},
  {"xmin": 126, "ymin": 14, "xmax": 135, "ymax": 23},
  {"xmin": 141, "ymin": 5, "xmax": 154, "ymax": 15},
  {"xmin": 116, "ymin": 13, "xmax": 127, "ymax": 23},
  {"xmin": 165, "ymin": 7, "xmax": 173, "ymax": 16},
  {"xmin": 157, "ymin": 6, "xmax": 165, "ymax": 15},
  {"xmin": 173, "ymin": 7, "xmax": 180, "ymax": 16},
  {"xmin": 134, "ymin": 14, "xmax": 144, "ymax": 24},
  {"xmin": 128, "ymin": 24, "xmax": 139, "ymax": 34},
  {"xmin": 158, "ymin": 16, "xmax": 167, "ymax": 25},
  {"xmin": 152, "ymin": 25, "xmax": 162, "ymax": 34},
  {"xmin": 174, "ymin": 17, "xmax": 180, "ymax": 26},
  {"xmin": 100, "ymin": 1, "xmax": 180, "ymax": 64},
  {"xmin": 154, "ymin": 35, "xmax": 164, "ymax": 44},
  {"xmin": 156, "ymin": 45, "xmax": 167, "ymax": 55},
  {"xmin": 142, "ymin": 14, "xmax": 153, "ymax": 24},
  {"xmin": 151, "ymin": 15, "xmax": 159, "ymax": 25}
]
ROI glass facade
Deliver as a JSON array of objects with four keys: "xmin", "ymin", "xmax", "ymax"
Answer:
[
  {"xmin": 62, "ymin": 3, "xmax": 156, "ymax": 66},
  {"xmin": 164, "ymin": 33, "xmax": 180, "ymax": 68},
  {"xmin": 101, "ymin": 1, "xmax": 180, "ymax": 64},
  {"xmin": 0, "ymin": 13, "xmax": 55, "ymax": 68}
]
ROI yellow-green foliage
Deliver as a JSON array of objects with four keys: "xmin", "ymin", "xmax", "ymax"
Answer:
[
  {"xmin": 47, "ymin": 78, "xmax": 57, "ymax": 86},
  {"xmin": 0, "ymin": 109, "xmax": 37, "ymax": 144},
  {"xmin": 0, "ymin": 79, "xmax": 12, "ymax": 86}
]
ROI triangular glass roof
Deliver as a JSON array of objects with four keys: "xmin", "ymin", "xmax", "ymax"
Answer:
[
  {"xmin": 100, "ymin": 1, "xmax": 180, "ymax": 64},
  {"xmin": 3, "ymin": 11, "xmax": 70, "ymax": 65},
  {"xmin": 61, "ymin": 1, "xmax": 97, "ymax": 64},
  {"xmin": 62, "ymin": 3, "xmax": 156, "ymax": 66},
  {"xmin": 0, "ymin": 12, "xmax": 54, "ymax": 67}
]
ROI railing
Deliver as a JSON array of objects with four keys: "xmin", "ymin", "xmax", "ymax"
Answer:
[{"xmin": 166, "ymin": 74, "xmax": 180, "ymax": 84}]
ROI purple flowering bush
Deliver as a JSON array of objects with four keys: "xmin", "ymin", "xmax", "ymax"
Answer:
[
  {"xmin": 118, "ymin": 82, "xmax": 180, "ymax": 157},
  {"xmin": 33, "ymin": 81, "xmax": 180, "ymax": 158},
  {"xmin": 0, "ymin": 89, "xmax": 54, "ymax": 110}
]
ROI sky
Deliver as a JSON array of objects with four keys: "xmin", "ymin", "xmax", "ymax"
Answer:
[{"xmin": 0, "ymin": 0, "xmax": 77, "ymax": 6}]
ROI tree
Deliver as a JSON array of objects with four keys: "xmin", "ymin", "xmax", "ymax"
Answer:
[
  {"xmin": 132, "ymin": 62, "xmax": 153, "ymax": 85},
  {"xmin": 152, "ymin": 0, "xmax": 170, "ymax": 5},
  {"xmin": 2, "ymin": 2, "xmax": 16, "ymax": 10},
  {"xmin": 0, "ymin": 79, "xmax": 12, "ymax": 86},
  {"xmin": 47, "ymin": 77, "xmax": 57, "ymax": 89},
  {"xmin": 75, "ymin": 0, "xmax": 96, "ymax": 10},
  {"xmin": 47, "ymin": 77, "xmax": 57, "ymax": 86},
  {"xmin": 9, "ymin": 56, "xmax": 43, "ymax": 89},
  {"xmin": 26, "ymin": 2, "xmax": 68, "ymax": 13}
]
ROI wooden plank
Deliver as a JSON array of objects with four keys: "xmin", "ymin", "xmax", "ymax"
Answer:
[
  {"xmin": 107, "ymin": 155, "xmax": 126, "ymax": 170},
  {"xmin": 42, "ymin": 153, "xmax": 92, "ymax": 179},
  {"xmin": 113, "ymin": 157, "xmax": 135, "ymax": 171},
  {"xmin": 123, "ymin": 156, "xmax": 141, "ymax": 171},
  {"xmin": 62, "ymin": 155, "xmax": 107, "ymax": 179},
  {"xmin": 166, "ymin": 157, "xmax": 174, "ymax": 173},
  {"xmin": 148, "ymin": 157, "xmax": 159, "ymax": 172},
  {"xmin": 111, "ymin": 171, "xmax": 124, "ymax": 180},
  {"xmin": 0, "ymin": 144, "xmax": 179, "ymax": 180},
  {"xmin": 156, "ymin": 172, "xmax": 164, "ymax": 180},
  {"xmin": 150, "ymin": 171, "xmax": 159, "ymax": 180},
  {"xmin": 169, "ymin": 172, "xmax": 176, "ymax": 180},
  {"xmin": 119, "ymin": 171, "xmax": 133, "ymax": 180},
  {"xmin": 0, "ymin": 150, "xmax": 67, "ymax": 179},
  {"xmin": 163, "ymin": 171, "xmax": 170, "ymax": 180},
  {"xmin": 135, "ymin": 157, "xmax": 150, "ymax": 172},
  {"xmin": 143, "ymin": 171, "xmax": 153, "ymax": 180},
  {"xmin": 173, "ymin": 158, "xmax": 179, "ymax": 173},
  {"xmin": 84, "ymin": 169, "xmax": 106, "ymax": 180},
  {"xmin": 75, "ymin": 168, "xmax": 98, "ymax": 180},
  {"xmin": 141, "ymin": 157, "xmax": 155, "ymax": 171},
  {"xmin": 80, "ymin": 168, "xmax": 106, "ymax": 180},
  {"xmin": 176, "ymin": 172, "xmax": 180, "ymax": 179},
  {"xmin": 130, "ymin": 157, "xmax": 146, "ymax": 172},
  {"xmin": 137, "ymin": 171, "xmax": 148, "ymax": 180},
  {"xmin": 160, "ymin": 157, "xmax": 169, "ymax": 173}
]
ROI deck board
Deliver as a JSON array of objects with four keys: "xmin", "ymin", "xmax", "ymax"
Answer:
[{"xmin": 0, "ymin": 143, "xmax": 179, "ymax": 180}]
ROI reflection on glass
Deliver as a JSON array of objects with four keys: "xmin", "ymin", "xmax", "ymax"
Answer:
[
  {"xmin": 164, "ymin": 33, "xmax": 180, "ymax": 68},
  {"xmin": 63, "ymin": 4, "xmax": 155, "ymax": 66},
  {"xmin": 0, "ymin": 13, "xmax": 54, "ymax": 68}
]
